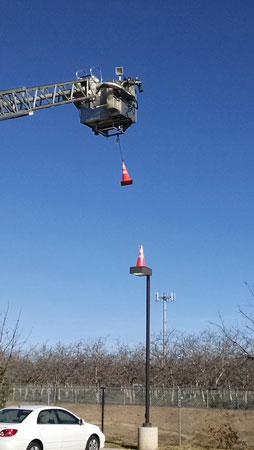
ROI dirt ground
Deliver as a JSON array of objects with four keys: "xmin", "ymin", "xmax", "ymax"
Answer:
[{"xmin": 34, "ymin": 403, "xmax": 254, "ymax": 449}]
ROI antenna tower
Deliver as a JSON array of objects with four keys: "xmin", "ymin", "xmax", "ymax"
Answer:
[{"xmin": 155, "ymin": 291, "xmax": 175, "ymax": 359}]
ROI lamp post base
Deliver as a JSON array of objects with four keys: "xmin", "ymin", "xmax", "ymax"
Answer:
[{"xmin": 138, "ymin": 426, "xmax": 158, "ymax": 450}]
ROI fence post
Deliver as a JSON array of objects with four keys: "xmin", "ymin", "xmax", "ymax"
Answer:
[
  {"xmin": 12, "ymin": 386, "xmax": 15, "ymax": 402},
  {"xmin": 47, "ymin": 388, "xmax": 51, "ymax": 406},
  {"xmin": 178, "ymin": 387, "xmax": 182, "ymax": 446},
  {"xmin": 101, "ymin": 387, "xmax": 105, "ymax": 433},
  {"xmin": 235, "ymin": 389, "xmax": 239, "ymax": 409}
]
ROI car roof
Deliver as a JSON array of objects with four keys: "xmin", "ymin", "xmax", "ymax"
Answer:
[{"xmin": 1, "ymin": 405, "xmax": 69, "ymax": 411}]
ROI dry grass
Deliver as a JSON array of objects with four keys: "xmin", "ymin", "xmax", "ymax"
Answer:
[{"xmin": 8, "ymin": 402, "xmax": 254, "ymax": 449}]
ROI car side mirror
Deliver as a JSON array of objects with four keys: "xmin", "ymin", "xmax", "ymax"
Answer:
[{"xmin": 79, "ymin": 418, "xmax": 84, "ymax": 426}]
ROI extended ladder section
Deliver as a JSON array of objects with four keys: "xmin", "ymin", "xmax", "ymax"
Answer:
[
  {"xmin": 0, "ymin": 68, "xmax": 143, "ymax": 137},
  {"xmin": 0, "ymin": 79, "xmax": 91, "ymax": 119}
]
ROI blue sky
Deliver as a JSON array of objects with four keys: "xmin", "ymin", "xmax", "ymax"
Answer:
[{"xmin": 1, "ymin": 0, "xmax": 254, "ymax": 348}]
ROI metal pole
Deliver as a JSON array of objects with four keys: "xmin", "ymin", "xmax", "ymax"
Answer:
[
  {"xmin": 47, "ymin": 388, "xmax": 51, "ymax": 406},
  {"xmin": 178, "ymin": 387, "xmax": 182, "ymax": 446},
  {"xmin": 130, "ymin": 263, "xmax": 152, "ymax": 428},
  {"xmin": 155, "ymin": 292, "xmax": 175, "ymax": 362},
  {"xmin": 144, "ymin": 275, "xmax": 151, "ymax": 426},
  {"xmin": 101, "ymin": 387, "xmax": 105, "ymax": 432},
  {"xmin": 163, "ymin": 297, "xmax": 167, "ymax": 358}
]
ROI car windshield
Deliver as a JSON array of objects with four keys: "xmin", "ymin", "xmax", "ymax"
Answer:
[{"xmin": 0, "ymin": 409, "xmax": 32, "ymax": 423}]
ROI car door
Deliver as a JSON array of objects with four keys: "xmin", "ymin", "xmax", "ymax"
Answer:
[
  {"xmin": 55, "ymin": 409, "xmax": 88, "ymax": 450},
  {"xmin": 37, "ymin": 409, "xmax": 62, "ymax": 450}
]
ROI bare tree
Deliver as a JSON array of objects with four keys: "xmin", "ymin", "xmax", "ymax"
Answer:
[
  {"xmin": 114, "ymin": 341, "xmax": 145, "ymax": 387},
  {"xmin": 216, "ymin": 282, "xmax": 254, "ymax": 361},
  {"xmin": 0, "ymin": 306, "xmax": 24, "ymax": 406}
]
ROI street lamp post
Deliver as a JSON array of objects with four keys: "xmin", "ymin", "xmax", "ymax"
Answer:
[
  {"xmin": 130, "ymin": 246, "xmax": 158, "ymax": 450},
  {"xmin": 130, "ymin": 264, "xmax": 152, "ymax": 426}
]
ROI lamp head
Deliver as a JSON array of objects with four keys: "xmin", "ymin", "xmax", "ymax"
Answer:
[{"xmin": 130, "ymin": 266, "xmax": 152, "ymax": 277}]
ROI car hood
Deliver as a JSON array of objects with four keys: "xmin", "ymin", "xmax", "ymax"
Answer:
[{"xmin": 83, "ymin": 422, "xmax": 101, "ymax": 431}]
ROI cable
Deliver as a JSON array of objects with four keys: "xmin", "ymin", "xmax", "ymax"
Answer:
[{"xmin": 116, "ymin": 135, "xmax": 124, "ymax": 162}]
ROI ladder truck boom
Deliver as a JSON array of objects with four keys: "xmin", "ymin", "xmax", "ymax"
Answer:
[
  {"xmin": 0, "ymin": 66, "xmax": 143, "ymax": 137},
  {"xmin": 0, "ymin": 79, "xmax": 91, "ymax": 119}
]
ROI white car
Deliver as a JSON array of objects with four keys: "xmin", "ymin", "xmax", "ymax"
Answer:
[{"xmin": 0, "ymin": 405, "xmax": 105, "ymax": 450}]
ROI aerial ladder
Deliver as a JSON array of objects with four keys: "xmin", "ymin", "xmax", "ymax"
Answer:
[{"xmin": 0, "ymin": 66, "xmax": 143, "ymax": 138}]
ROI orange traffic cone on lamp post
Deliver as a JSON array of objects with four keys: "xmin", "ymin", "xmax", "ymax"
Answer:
[
  {"xmin": 130, "ymin": 245, "xmax": 152, "ymax": 277},
  {"xmin": 121, "ymin": 161, "xmax": 133, "ymax": 186},
  {"xmin": 136, "ymin": 245, "xmax": 146, "ymax": 267}
]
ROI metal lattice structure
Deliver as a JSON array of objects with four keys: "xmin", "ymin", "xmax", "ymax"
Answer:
[{"xmin": 0, "ymin": 79, "xmax": 92, "ymax": 120}]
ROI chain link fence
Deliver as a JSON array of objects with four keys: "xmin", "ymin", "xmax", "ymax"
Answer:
[{"xmin": 8, "ymin": 385, "xmax": 254, "ymax": 409}]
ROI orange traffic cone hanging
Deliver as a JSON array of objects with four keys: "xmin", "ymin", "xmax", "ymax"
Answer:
[
  {"xmin": 121, "ymin": 161, "xmax": 133, "ymax": 186},
  {"xmin": 136, "ymin": 245, "xmax": 146, "ymax": 267}
]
